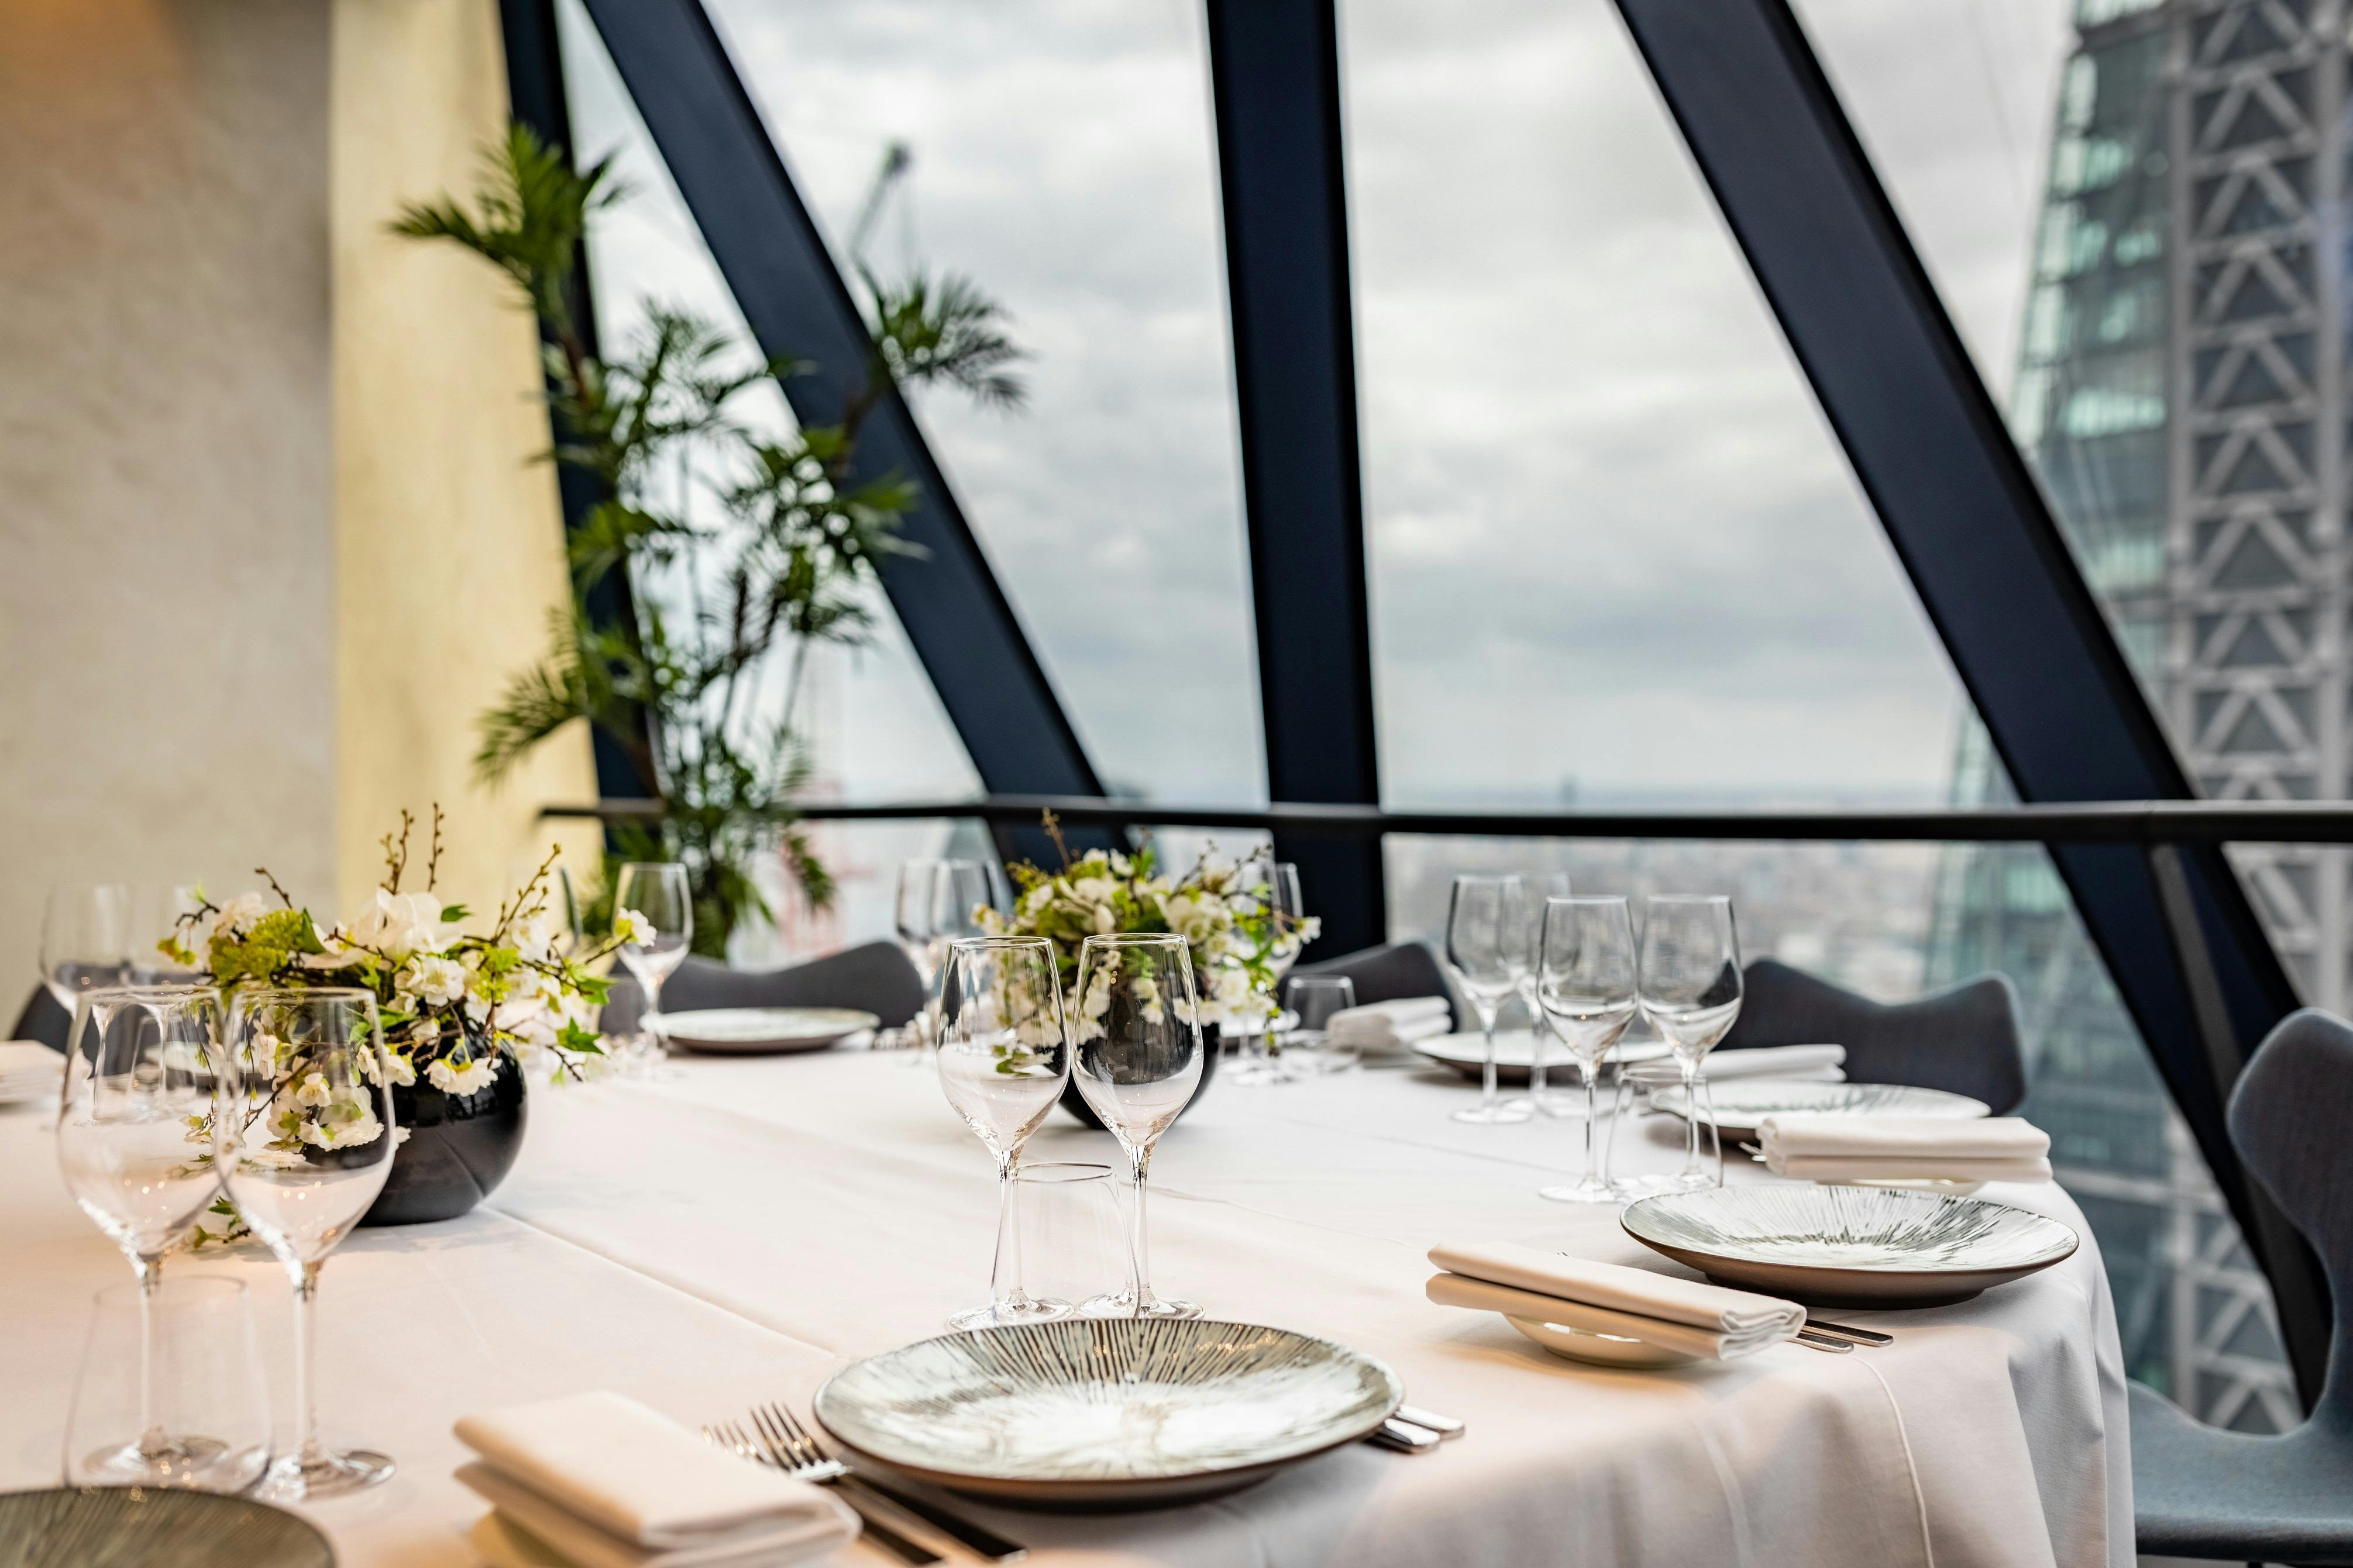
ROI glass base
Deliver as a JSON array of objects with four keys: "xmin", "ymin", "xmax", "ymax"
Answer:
[
  {"xmin": 1532, "ymin": 1090, "xmax": 1596, "ymax": 1118},
  {"xmin": 1131, "ymin": 1293, "xmax": 1200, "ymax": 1320},
  {"xmin": 1226, "ymin": 1060, "xmax": 1289, "ymax": 1086},
  {"xmin": 77, "ymin": 1432, "xmax": 238, "ymax": 1490},
  {"xmin": 1284, "ymin": 1045, "xmax": 1359, "ymax": 1076},
  {"xmin": 1669, "ymin": 1169, "xmax": 1721, "ymax": 1191},
  {"xmin": 261, "ymin": 1446, "xmax": 394, "ymax": 1501},
  {"xmin": 947, "ymin": 1296, "xmax": 1072, "ymax": 1331},
  {"xmin": 1452, "ymin": 1100, "xmax": 1533, "ymax": 1125},
  {"xmin": 1538, "ymin": 1179, "xmax": 1621, "ymax": 1205}
]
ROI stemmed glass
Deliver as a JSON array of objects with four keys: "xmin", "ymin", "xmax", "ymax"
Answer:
[
  {"xmin": 55, "ymin": 985, "xmax": 232, "ymax": 1485},
  {"xmin": 42, "ymin": 884, "xmax": 130, "ymax": 1012},
  {"xmin": 895, "ymin": 860, "xmax": 945, "ymax": 986},
  {"xmin": 1072, "ymin": 932, "xmax": 1205, "ymax": 1319},
  {"xmin": 613, "ymin": 861, "xmax": 692, "ymax": 1070},
  {"xmin": 1534, "ymin": 898, "xmax": 1639, "ymax": 1203},
  {"xmin": 1231, "ymin": 860, "xmax": 1305, "ymax": 1085},
  {"xmin": 126, "ymin": 885, "xmax": 204, "ymax": 984},
  {"xmin": 1443, "ymin": 875, "xmax": 1530, "ymax": 1124},
  {"xmin": 1511, "ymin": 873, "xmax": 1572, "ymax": 1115},
  {"xmin": 933, "ymin": 936, "xmax": 1074, "ymax": 1329},
  {"xmin": 1282, "ymin": 974, "xmax": 1360, "ymax": 1076},
  {"xmin": 215, "ymin": 987, "xmax": 398, "ymax": 1500},
  {"xmin": 1638, "ymin": 895, "xmax": 1743, "ymax": 1190}
]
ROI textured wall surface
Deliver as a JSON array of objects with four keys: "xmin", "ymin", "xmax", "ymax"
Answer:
[{"xmin": 0, "ymin": 0, "xmax": 336, "ymax": 991}]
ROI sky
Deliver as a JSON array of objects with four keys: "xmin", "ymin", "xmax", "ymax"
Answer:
[{"xmin": 559, "ymin": 0, "xmax": 2075, "ymax": 812}]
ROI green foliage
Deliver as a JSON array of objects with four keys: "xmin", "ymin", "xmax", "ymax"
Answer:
[{"xmin": 398, "ymin": 123, "xmax": 1026, "ymax": 956}]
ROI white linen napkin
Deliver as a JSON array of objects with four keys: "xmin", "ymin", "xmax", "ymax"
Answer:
[
  {"xmin": 1426, "ymin": 1240, "xmax": 1803, "ymax": 1360},
  {"xmin": 453, "ymin": 1391, "xmax": 857, "ymax": 1568},
  {"xmin": 1759, "ymin": 1113, "xmax": 2053, "ymax": 1184},
  {"xmin": 1626, "ymin": 1042, "xmax": 1845, "ymax": 1088},
  {"xmin": 1327, "ymin": 997, "xmax": 1451, "ymax": 1050}
]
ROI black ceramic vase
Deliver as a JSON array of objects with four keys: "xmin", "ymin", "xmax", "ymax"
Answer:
[
  {"xmin": 1058, "ymin": 1023, "xmax": 1220, "ymax": 1131},
  {"xmin": 361, "ymin": 1043, "xmax": 527, "ymax": 1226}
]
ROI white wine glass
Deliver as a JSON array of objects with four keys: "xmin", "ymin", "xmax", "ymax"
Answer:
[
  {"xmin": 614, "ymin": 861, "xmax": 692, "ymax": 1071},
  {"xmin": 1231, "ymin": 860, "xmax": 1306, "ymax": 1085},
  {"xmin": 1638, "ymin": 895, "xmax": 1743, "ymax": 1190},
  {"xmin": 1444, "ymin": 875, "xmax": 1530, "ymax": 1124},
  {"xmin": 934, "ymin": 936, "xmax": 1073, "ymax": 1329},
  {"xmin": 216, "ymin": 987, "xmax": 398, "ymax": 1500},
  {"xmin": 42, "ymin": 884, "xmax": 130, "ymax": 1014},
  {"xmin": 1072, "ymin": 932, "xmax": 1205, "ymax": 1319},
  {"xmin": 126, "ymin": 884, "xmax": 205, "ymax": 984},
  {"xmin": 896, "ymin": 860, "xmax": 946, "ymax": 982},
  {"xmin": 1535, "ymin": 897, "xmax": 1639, "ymax": 1203},
  {"xmin": 55, "ymin": 985, "xmax": 231, "ymax": 1485},
  {"xmin": 1512, "ymin": 872, "xmax": 1571, "ymax": 1115}
]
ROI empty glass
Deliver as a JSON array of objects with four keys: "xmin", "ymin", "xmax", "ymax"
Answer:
[
  {"xmin": 995, "ymin": 1162, "xmax": 1131, "ymax": 1319},
  {"xmin": 1072, "ymin": 932, "xmax": 1205, "ymax": 1319},
  {"xmin": 614, "ymin": 861, "xmax": 693, "ymax": 1071},
  {"xmin": 1281, "ymin": 974, "xmax": 1360, "ymax": 1076},
  {"xmin": 1638, "ymin": 895, "xmax": 1743, "ymax": 1190},
  {"xmin": 934, "ymin": 936, "xmax": 1074, "ymax": 1329},
  {"xmin": 1535, "ymin": 898, "xmax": 1640, "ymax": 1203},
  {"xmin": 1230, "ymin": 861, "xmax": 1306, "ymax": 1086},
  {"xmin": 56, "ymin": 985, "xmax": 229, "ymax": 1484},
  {"xmin": 1513, "ymin": 873, "xmax": 1573, "ymax": 1116},
  {"xmin": 125, "ymin": 885, "xmax": 205, "ymax": 984},
  {"xmin": 1443, "ymin": 875, "xmax": 1530, "ymax": 1124},
  {"xmin": 216, "ymin": 987, "xmax": 398, "ymax": 1500},
  {"xmin": 895, "ymin": 859, "xmax": 945, "ymax": 978},
  {"xmin": 41, "ymin": 884, "xmax": 130, "ymax": 1014},
  {"xmin": 66, "ymin": 1276, "xmax": 270, "ymax": 1493}
]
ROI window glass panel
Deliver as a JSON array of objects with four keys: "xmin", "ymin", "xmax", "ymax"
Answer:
[{"xmin": 701, "ymin": 0, "xmax": 1264, "ymax": 805}]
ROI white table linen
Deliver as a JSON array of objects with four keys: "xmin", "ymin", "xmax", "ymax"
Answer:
[{"xmin": 0, "ymin": 1046, "xmax": 2131, "ymax": 1568}]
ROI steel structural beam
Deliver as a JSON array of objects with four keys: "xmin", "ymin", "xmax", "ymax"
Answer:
[
  {"xmin": 1611, "ymin": 0, "xmax": 2329, "ymax": 1395},
  {"xmin": 573, "ymin": 0, "xmax": 1102, "ymax": 864},
  {"xmin": 1202, "ymin": 0, "xmax": 1387, "ymax": 957}
]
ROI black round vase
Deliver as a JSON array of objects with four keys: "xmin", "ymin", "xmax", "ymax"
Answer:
[
  {"xmin": 361, "ymin": 1047, "xmax": 528, "ymax": 1226},
  {"xmin": 1058, "ymin": 1023, "xmax": 1220, "ymax": 1131}
]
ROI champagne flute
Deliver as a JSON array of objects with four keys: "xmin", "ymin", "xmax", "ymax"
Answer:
[
  {"xmin": 933, "ymin": 936, "xmax": 1074, "ymax": 1328},
  {"xmin": 1534, "ymin": 898, "xmax": 1639, "ymax": 1203},
  {"xmin": 613, "ymin": 862, "xmax": 692, "ymax": 1071},
  {"xmin": 1512, "ymin": 873, "xmax": 1572, "ymax": 1115},
  {"xmin": 1638, "ymin": 895, "xmax": 1743, "ymax": 1190},
  {"xmin": 216, "ymin": 987, "xmax": 398, "ymax": 1499},
  {"xmin": 1072, "ymin": 933, "xmax": 1205, "ymax": 1319},
  {"xmin": 1443, "ymin": 875, "xmax": 1530, "ymax": 1124},
  {"xmin": 55, "ymin": 985, "xmax": 230, "ymax": 1484},
  {"xmin": 42, "ymin": 884, "xmax": 130, "ymax": 1013}
]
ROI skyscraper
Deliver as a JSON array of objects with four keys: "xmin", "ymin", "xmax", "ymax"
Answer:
[{"xmin": 1931, "ymin": 0, "xmax": 2340, "ymax": 1431}]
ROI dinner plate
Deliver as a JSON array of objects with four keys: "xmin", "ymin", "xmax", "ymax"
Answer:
[
  {"xmin": 1413, "ymin": 1031, "xmax": 1672, "ymax": 1087},
  {"xmin": 1649, "ymin": 1078, "xmax": 1989, "ymax": 1140},
  {"xmin": 0, "ymin": 1486, "xmax": 331, "ymax": 1568},
  {"xmin": 814, "ymin": 1318, "xmax": 1403, "ymax": 1510},
  {"xmin": 1622, "ymin": 1185, "xmax": 2080, "ymax": 1307},
  {"xmin": 646, "ymin": 1006, "xmax": 879, "ymax": 1056}
]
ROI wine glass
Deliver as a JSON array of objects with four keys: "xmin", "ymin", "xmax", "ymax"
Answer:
[
  {"xmin": 613, "ymin": 862, "xmax": 692, "ymax": 1071},
  {"xmin": 126, "ymin": 884, "xmax": 204, "ymax": 984},
  {"xmin": 1282, "ymin": 973, "xmax": 1360, "ymax": 1075},
  {"xmin": 1638, "ymin": 895, "xmax": 1743, "ymax": 1190},
  {"xmin": 55, "ymin": 985, "xmax": 230, "ymax": 1485},
  {"xmin": 215, "ymin": 987, "xmax": 398, "ymax": 1499},
  {"xmin": 1512, "ymin": 873, "xmax": 1572, "ymax": 1115},
  {"xmin": 1534, "ymin": 897, "xmax": 1639, "ymax": 1203},
  {"xmin": 1071, "ymin": 932, "xmax": 1205, "ymax": 1319},
  {"xmin": 933, "ymin": 936, "xmax": 1073, "ymax": 1329},
  {"xmin": 1443, "ymin": 875, "xmax": 1530, "ymax": 1124},
  {"xmin": 1231, "ymin": 860, "xmax": 1306, "ymax": 1085},
  {"xmin": 41, "ymin": 884, "xmax": 130, "ymax": 1013},
  {"xmin": 896, "ymin": 859, "xmax": 946, "ymax": 980},
  {"xmin": 931, "ymin": 860, "xmax": 997, "ymax": 950}
]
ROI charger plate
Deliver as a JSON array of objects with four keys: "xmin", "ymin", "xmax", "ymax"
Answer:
[
  {"xmin": 1649, "ymin": 1078, "xmax": 1988, "ymax": 1141},
  {"xmin": 1413, "ymin": 1032, "xmax": 1671, "ymax": 1086},
  {"xmin": 0, "ymin": 1488, "xmax": 331, "ymax": 1568},
  {"xmin": 646, "ymin": 1007, "xmax": 878, "ymax": 1056},
  {"xmin": 1623, "ymin": 1185, "xmax": 2078, "ymax": 1307},
  {"xmin": 814, "ymin": 1318, "xmax": 1402, "ymax": 1510}
]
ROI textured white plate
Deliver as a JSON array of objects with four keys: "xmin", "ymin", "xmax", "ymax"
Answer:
[
  {"xmin": 815, "ymin": 1318, "xmax": 1403, "ymax": 1509},
  {"xmin": 1623, "ymin": 1185, "xmax": 2079, "ymax": 1307},
  {"xmin": 1650, "ymin": 1078, "xmax": 1988, "ymax": 1139},
  {"xmin": 645, "ymin": 1007, "xmax": 878, "ymax": 1056},
  {"xmin": 1413, "ymin": 1032, "xmax": 1671, "ymax": 1085},
  {"xmin": 1504, "ymin": 1315, "xmax": 1698, "ymax": 1368}
]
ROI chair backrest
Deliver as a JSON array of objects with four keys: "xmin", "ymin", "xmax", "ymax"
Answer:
[
  {"xmin": 10, "ymin": 986, "xmax": 68, "ymax": 1052},
  {"xmin": 1288, "ymin": 940, "xmax": 1460, "ymax": 1029},
  {"xmin": 1717, "ymin": 957, "xmax": 2028, "ymax": 1114},
  {"xmin": 599, "ymin": 940, "xmax": 927, "ymax": 1036},
  {"xmin": 2230, "ymin": 1009, "xmax": 2353, "ymax": 1415}
]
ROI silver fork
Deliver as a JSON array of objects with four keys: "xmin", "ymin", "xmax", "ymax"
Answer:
[
  {"xmin": 705, "ymin": 1418, "xmax": 939, "ymax": 1566},
  {"xmin": 750, "ymin": 1402, "xmax": 1029, "ymax": 1564}
]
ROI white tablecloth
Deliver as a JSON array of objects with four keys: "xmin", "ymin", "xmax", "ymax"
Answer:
[{"xmin": 0, "ymin": 1050, "xmax": 2131, "ymax": 1567}]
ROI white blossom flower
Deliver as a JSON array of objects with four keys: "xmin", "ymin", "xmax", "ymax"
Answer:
[
  {"xmin": 394, "ymin": 1127, "xmax": 411, "ymax": 1148},
  {"xmin": 243, "ymin": 1146, "xmax": 311, "ymax": 1171},
  {"xmin": 407, "ymin": 954, "xmax": 467, "ymax": 1006},
  {"xmin": 613, "ymin": 907, "xmax": 655, "ymax": 946},
  {"xmin": 343, "ymin": 888, "xmax": 449, "ymax": 959},
  {"xmin": 383, "ymin": 1050, "xmax": 416, "ymax": 1087},
  {"xmin": 292, "ymin": 1071, "xmax": 332, "ymax": 1108},
  {"xmin": 212, "ymin": 891, "xmax": 272, "ymax": 939},
  {"xmin": 426, "ymin": 1054, "xmax": 497, "ymax": 1096},
  {"xmin": 1068, "ymin": 876, "xmax": 1115, "ymax": 905}
]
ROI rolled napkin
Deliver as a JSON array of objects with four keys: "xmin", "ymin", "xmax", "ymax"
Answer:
[
  {"xmin": 453, "ymin": 1391, "xmax": 858, "ymax": 1568},
  {"xmin": 1625, "ymin": 1042, "xmax": 1845, "ymax": 1088},
  {"xmin": 1327, "ymin": 996, "xmax": 1453, "ymax": 1050},
  {"xmin": 1427, "ymin": 1240, "xmax": 1803, "ymax": 1360},
  {"xmin": 1759, "ymin": 1112, "xmax": 2053, "ymax": 1184}
]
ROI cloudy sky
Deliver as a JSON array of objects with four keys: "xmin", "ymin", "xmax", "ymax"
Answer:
[{"xmin": 560, "ymin": 0, "xmax": 2072, "ymax": 812}]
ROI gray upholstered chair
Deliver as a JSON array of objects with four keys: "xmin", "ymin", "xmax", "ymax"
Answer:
[
  {"xmin": 1715, "ymin": 957, "xmax": 2027, "ymax": 1114},
  {"xmin": 2128, "ymin": 1008, "xmax": 2353, "ymax": 1564},
  {"xmin": 9, "ymin": 986, "xmax": 70, "ymax": 1053},
  {"xmin": 600, "ymin": 940, "xmax": 927, "ymax": 1037},
  {"xmin": 1287, "ymin": 940, "xmax": 1460, "ymax": 1030}
]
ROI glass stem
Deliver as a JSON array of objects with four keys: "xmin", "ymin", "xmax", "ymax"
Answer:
[
  {"xmin": 1478, "ymin": 1007, "xmax": 1499, "ymax": 1111},
  {"xmin": 1528, "ymin": 998, "xmax": 1549, "ymax": 1100},
  {"xmin": 1679, "ymin": 1057, "xmax": 1701, "ymax": 1180},
  {"xmin": 640, "ymin": 974, "xmax": 665, "ymax": 1059},
  {"xmin": 988, "ymin": 1151, "xmax": 1018, "ymax": 1318},
  {"xmin": 292, "ymin": 1261, "xmax": 323, "ymax": 1465},
  {"xmin": 133, "ymin": 1251, "xmax": 163, "ymax": 1454},
  {"xmin": 1129, "ymin": 1150, "xmax": 1153, "ymax": 1314},
  {"xmin": 1580, "ymin": 1060, "xmax": 1600, "ymax": 1187}
]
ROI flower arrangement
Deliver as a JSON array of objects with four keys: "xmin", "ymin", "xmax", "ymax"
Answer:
[{"xmin": 976, "ymin": 815, "xmax": 1319, "ymax": 1038}]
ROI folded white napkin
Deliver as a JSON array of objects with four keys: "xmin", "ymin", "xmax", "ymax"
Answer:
[
  {"xmin": 1328, "ymin": 997, "xmax": 1452, "ymax": 1049},
  {"xmin": 1626, "ymin": 1042, "xmax": 1845, "ymax": 1088},
  {"xmin": 453, "ymin": 1392, "xmax": 858, "ymax": 1568},
  {"xmin": 1759, "ymin": 1114, "xmax": 2053, "ymax": 1184},
  {"xmin": 1427, "ymin": 1240, "xmax": 1803, "ymax": 1360}
]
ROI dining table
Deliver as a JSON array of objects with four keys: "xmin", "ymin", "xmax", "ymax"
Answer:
[{"xmin": 0, "ymin": 1042, "xmax": 2132, "ymax": 1568}]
